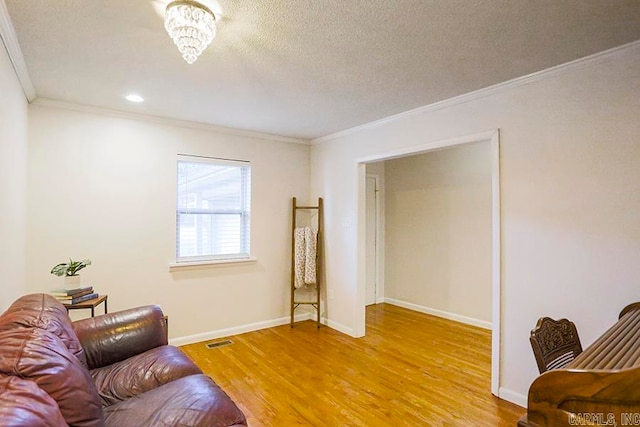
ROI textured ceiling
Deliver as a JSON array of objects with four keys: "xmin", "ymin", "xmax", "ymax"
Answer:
[{"xmin": 5, "ymin": 0, "xmax": 640, "ymax": 140}]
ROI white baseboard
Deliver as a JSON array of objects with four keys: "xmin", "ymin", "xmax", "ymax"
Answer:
[
  {"xmin": 498, "ymin": 387, "xmax": 527, "ymax": 408},
  {"xmin": 169, "ymin": 312, "xmax": 312, "ymax": 346},
  {"xmin": 169, "ymin": 312, "xmax": 354, "ymax": 346},
  {"xmin": 320, "ymin": 316, "xmax": 354, "ymax": 336},
  {"xmin": 384, "ymin": 298, "xmax": 492, "ymax": 330}
]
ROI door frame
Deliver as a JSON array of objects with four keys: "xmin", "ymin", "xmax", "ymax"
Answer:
[
  {"xmin": 355, "ymin": 129, "xmax": 501, "ymax": 396},
  {"xmin": 365, "ymin": 173, "xmax": 384, "ymax": 304}
]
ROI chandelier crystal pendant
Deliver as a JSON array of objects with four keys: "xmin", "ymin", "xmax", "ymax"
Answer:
[{"xmin": 165, "ymin": 0, "xmax": 216, "ymax": 64}]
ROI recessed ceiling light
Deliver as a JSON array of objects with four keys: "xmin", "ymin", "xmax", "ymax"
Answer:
[{"xmin": 125, "ymin": 94, "xmax": 144, "ymax": 103}]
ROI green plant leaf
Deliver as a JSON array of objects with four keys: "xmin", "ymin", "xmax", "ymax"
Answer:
[
  {"xmin": 50, "ymin": 263, "xmax": 68, "ymax": 276},
  {"xmin": 50, "ymin": 258, "xmax": 92, "ymax": 277}
]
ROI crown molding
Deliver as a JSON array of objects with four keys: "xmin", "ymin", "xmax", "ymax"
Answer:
[
  {"xmin": 31, "ymin": 98, "xmax": 311, "ymax": 146},
  {"xmin": 0, "ymin": 0, "xmax": 36, "ymax": 101},
  {"xmin": 312, "ymin": 39, "xmax": 640, "ymax": 145}
]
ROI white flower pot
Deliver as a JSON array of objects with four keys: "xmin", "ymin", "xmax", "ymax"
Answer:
[{"xmin": 64, "ymin": 275, "xmax": 81, "ymax": 287}]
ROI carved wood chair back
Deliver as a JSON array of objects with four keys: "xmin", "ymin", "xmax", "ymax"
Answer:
[{"xmin": 530, "ymin": 317, "xmax": 583, "ymax": 374}]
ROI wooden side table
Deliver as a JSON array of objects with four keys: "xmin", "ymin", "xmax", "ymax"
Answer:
[{"xmin": 64, "ymin": 295, "xmax": 108, "ymax": 317}]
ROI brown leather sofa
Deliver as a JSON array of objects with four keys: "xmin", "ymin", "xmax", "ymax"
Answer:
[{"xmin": 0, "ymin": 293, "xmax": 247, "ymax": 427}]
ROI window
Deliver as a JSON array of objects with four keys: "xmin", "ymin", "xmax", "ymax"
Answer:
[{"xmin": 176, "ymin": 156, "xmax": 251, "ymax": 262}]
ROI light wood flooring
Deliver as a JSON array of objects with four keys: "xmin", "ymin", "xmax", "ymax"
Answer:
[{"xmin": 180, "ymin": 303, "xmax": 524, "ymax": 426}]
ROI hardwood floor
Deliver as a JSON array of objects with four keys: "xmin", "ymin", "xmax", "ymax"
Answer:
[{"xmin": 180, "ymin": 304, "xmax": 524, "ymax": 426}]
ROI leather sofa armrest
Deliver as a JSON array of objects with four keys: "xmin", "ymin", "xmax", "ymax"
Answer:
[{"xmin": 72, "ymin": 305, "xmax": 168, "ymax": 370}]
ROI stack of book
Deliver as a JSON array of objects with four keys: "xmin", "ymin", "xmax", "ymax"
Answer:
[{"xmin": 50, "ymin": 286, "xmax": 98, "ymax": 305}]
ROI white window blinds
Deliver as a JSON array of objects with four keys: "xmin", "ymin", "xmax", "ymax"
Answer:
[{"xmin": 176, "ymin": 156, "xmax": 251, "ymax": 262}]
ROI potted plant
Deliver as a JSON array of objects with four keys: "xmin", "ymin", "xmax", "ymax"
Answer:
[{"xmin": 51, "ymin": 258, "xmax": 91, "ymax": 286}]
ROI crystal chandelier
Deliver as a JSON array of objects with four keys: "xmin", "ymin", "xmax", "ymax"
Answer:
[{"xmin": 164, "ymin": 0, "xmax": 216, "ymax": 64}]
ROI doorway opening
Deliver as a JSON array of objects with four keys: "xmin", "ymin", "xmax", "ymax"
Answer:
[{"xmin": 355, "ymin": 130, "xmax": 501, "ymax": 395}]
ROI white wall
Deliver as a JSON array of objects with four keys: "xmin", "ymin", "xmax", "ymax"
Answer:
[
  {"xmin": 0, "ymin": 41, "xmax": 28, "ymax": 310},
  {"xmin": 26, "ymin": 105, "xmax": 310, "ymax": 339},
  {"xmin": 384, "ymin": 142, "xmax": 492, "ymax": 323},
  {"xmin": 310, "ymin": 42, "xmax": 640, "ymax": 402}
]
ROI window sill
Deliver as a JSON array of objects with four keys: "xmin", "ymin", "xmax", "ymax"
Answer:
[{"xmin": 168, "ymin": 257, "xmax": 257, "ymax": 272}]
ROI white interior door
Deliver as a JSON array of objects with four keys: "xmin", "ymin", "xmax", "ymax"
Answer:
[{"xmin": 365, "ymin": 176, "xmax": 377, "ymax": 305}]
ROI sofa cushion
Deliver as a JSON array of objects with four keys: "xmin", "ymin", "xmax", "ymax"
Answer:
[
  {"xmin": 90, "ymin": 345, "xmax": 203, "ymax": 406},
  {"xmin": 103, "ymin": 374, "xmax": 247, "ymax": 427},
  {"xmin": 0, "ymin": 293, "xmax": 87, "ymax": 367},
  {"xmin": 0, "ymin": 327, "xmax": 104, "ymax": 427},
  {"xmin": 0, "ymin": 375, "xmax": 67, "ymax": 427},
  {"xmin": 73, "ymin": 305, "xmax": 168, "ymax": 370}
]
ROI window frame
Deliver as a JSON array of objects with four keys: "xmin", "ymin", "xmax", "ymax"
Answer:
[{"xmin": 175, "ymin": 155, "xmax": 252, "ymax": 264}]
